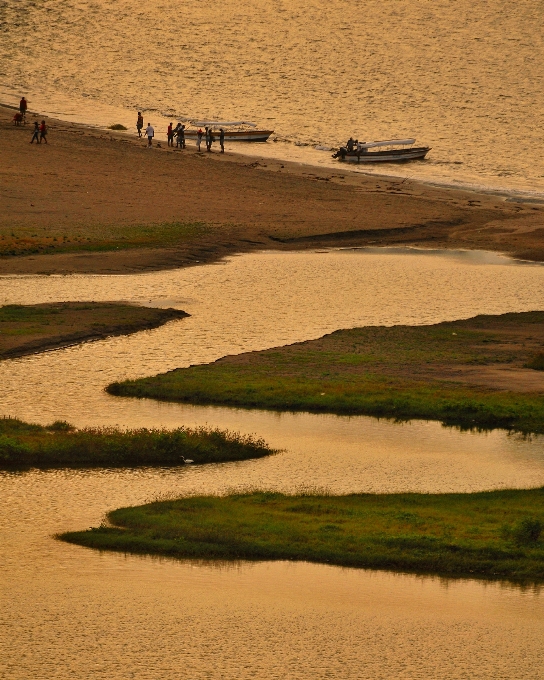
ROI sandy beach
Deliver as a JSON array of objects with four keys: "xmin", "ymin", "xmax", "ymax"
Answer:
[{"xmin": 2, "ymin": 103, "xmax": 544, "ymax": 275}]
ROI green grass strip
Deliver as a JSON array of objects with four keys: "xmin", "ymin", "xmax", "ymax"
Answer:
[
  {"xmin": 107, "ymin": 312, "xmax": 544, "ymax": 434},
  {"xmin": 60, "ymin": 489, "xmax": 544, "ymax": 582},
  {"xmin": 0, "ymin": 417, "xmax": 274, "ymax": 470}
]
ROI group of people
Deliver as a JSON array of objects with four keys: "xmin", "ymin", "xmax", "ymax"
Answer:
[
  {"xmin": 136, "ymin": 112, "xmax": 225, "ymax": 153},
  {"xmin": 13, "ymin": 97, "xmax": 49, "ymax": 143}
]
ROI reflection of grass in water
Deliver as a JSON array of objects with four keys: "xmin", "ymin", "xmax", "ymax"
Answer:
[
  {"xmin": 0, "ymin": 417, "xmax": 274, "ymax": 470},
  {"xmin": 108, "ymin": 312, "xmax": 544, "ymax": 434},
  {"xmin": 0, "ymin": 221, "xmax": 209, "ymax": 256},
  {"xmin": 60, "ymin": 489, "xmax": 544, "ymax": 582}
]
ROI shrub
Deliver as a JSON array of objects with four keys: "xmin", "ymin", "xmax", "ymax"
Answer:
[
  {"xmin": 108, "ymin": 124, "xmax": 127, "ymax": 130},
  {"xmin": 510, "ymin": 518, "xmax": 542, "ymax": 545}
]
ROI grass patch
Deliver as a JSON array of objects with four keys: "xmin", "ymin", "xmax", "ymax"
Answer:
[
  {"xmin": 107, "ymin": 312, "xmax": 544, "ymax": 434},
  {"xmin": 108, "ymin": 124, "xmax": 127, "ymax": 130},
  {"xmin": 0, "ymin": 417, "xmax": 274, "ymax": 470},
  {"xmin": 59, "ymin": 488, "xmax": 544, "ymax": 582},
  {"xmin": 0, "ymin": 221, "xmax": 209, "ymax": 257}
]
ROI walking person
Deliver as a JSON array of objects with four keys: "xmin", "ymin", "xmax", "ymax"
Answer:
[
  {"xmin": 136, "ymin": 112, "xmax": 144, "ymax": 137},
  {"xmin": 19, "ymin": 96, "xmax": 28, "ymax": 123},
  {"xmin": 145, "ymin": 122, "xmax": 154, "ymax": 147},
  {"xmin": 39, "ymin": 120, "xmax": 48, "ymax": 144},
  {"xmin": 30, "ymin": 121, "xmax": 40, "ymax": 144},
  {"xmin": 196, "ymin": 128, "xmax": 203, "ymax": 151},
  {"xmin": 167, "ymin": 122, "xmax": 174, "ymax": 147},
  {"xmin": 219, "ymin": 127, "xmax": 225, "ymax": 153}
]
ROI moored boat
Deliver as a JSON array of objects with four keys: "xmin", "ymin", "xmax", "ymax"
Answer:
[
  {"xmin": 184, "ymin": 121, "xmax": 273, "ymax": 142},
  {"xmin": 333, "ymin": 138, "xmax": 431, "ymax": 163}
]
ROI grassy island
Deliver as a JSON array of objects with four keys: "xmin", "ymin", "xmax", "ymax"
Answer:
[
  {"xmin": 60, "ymin": 489, "xmax": 544, "ymax": 582},
  {"xmin": 0, "ymin": 417, "xmax": 273, "ymax": 470},
  {"xmin": 107, "ymin": 312, "xmax": 544, "ymax": 434},
  {"xmin": 0, "ymin": 302, "xmax": 189, "ymax": 360}
]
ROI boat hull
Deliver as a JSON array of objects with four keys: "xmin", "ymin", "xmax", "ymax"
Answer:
[
  {"xmin": 338, "ymin": 147, "xmax": 431, "ymax": 163},
  {"xmin": 184, "ymin": 130, "xmax": 273, "ymax": 142}
]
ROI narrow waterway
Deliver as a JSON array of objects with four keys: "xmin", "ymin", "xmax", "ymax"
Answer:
[{"xmin": 1, "ymin": 249, "xmax": 544, "ymax": 678}]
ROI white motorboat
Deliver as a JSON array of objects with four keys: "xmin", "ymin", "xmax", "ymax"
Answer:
[
  {"xmin": 184, "ymin": 120, "xmax": 273, "ymax": 142},
  {"xmin": 333, "ymin": 138, "xmax": 431, "ymax": 163}
]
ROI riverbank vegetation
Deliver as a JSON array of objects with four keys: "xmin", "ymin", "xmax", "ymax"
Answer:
[
  {"xmin": 60, "ymin": 488, "xmax": 544, "ymax": 582},
  {"xmin": 0, "ymin": 302, "xmax": 188, "ymax": 359},
  {"xmin": 108, "ymin": 312, "xmax": 544, "ymax": 434},
  {"xmin": 0, "ymin": 417, "xmax": 273, "ymax": 470}
]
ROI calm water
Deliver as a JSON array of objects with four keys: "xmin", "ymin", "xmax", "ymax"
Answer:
[
  {"xmin": 1, "ymin": 0, "xmax": 543, "ymax": 196},
  {"xmin": 1, "ymin": 250, "xmax": 544, "ymax": 678}
]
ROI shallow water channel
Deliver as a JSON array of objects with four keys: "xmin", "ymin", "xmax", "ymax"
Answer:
[{"xmin": 1, "ymin": 249, "xmax": 544, "ymax": 679}]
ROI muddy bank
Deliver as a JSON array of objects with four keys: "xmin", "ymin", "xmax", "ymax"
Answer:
[
  {"xmin": 1, "ymin": 104, "xmax": 543, "ymax": 275},
  {"xmin": 0, "ymin": 302, "xmax": 188, "ymax": 360}
]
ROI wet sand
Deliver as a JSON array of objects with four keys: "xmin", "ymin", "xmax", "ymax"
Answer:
[{"xmin": 2, "ymin": 103, "xmax": 544, "ymax": 275}]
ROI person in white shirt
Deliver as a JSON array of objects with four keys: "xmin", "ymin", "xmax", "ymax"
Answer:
[{"xmin": 145, "ymin": 123, "xmax": 154, "ymax": 147}]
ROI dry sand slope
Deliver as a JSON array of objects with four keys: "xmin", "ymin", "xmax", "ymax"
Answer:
[{"xmin": 1, "ymin": 104, "xmax": 543, "ymax": 275}]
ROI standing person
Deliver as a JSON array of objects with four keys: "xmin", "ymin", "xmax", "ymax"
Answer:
[
  {"xmin": 136, "ymin": 112, "xmax": 144, "ymax": 137},
  {"xmin": 219, "ymin": 128, "xmax": 225, "ymax": 154},
  {"xmin": 174, "ymin": 123, "xmax": 182, "ymax": 148},
  {"xmin": 145, "ymin": 122, "xmax": 154, "ymax": 147},
  {"xmin": 19, "ymin": 97, "xmax": 28, "ymax": 123},
  {"xmin": 204, "ymin": 127, "xmax": 210, "ymax": 151},
  {"xmin": 30, "ymin": 121, "xmax": 40, "ymax": 144},
  {"xmin": 180, "ymin": 124, "xmax": 186, "ymax": 149},
  {"xmin": 197, "ymin": 128, "xmax": 203, "ymax": 151},
  {"xmin": 167, "ymin": 122, "xmax": 174, "ymax": 147},
  {"xmin": 39, "ymin": 120, "xmax": 48, "ymax": 144}
]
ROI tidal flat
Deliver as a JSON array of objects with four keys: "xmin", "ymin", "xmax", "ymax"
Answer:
[
  {"xmin": 0, "ymin": 417, "xmax": 274, "ymax": 470},
  {"xmin": 0, "ymin": 302, "xmax": 188, "ymax": 359},
  {"xmin": 60, "ymin": 488, "xmax": 544, "ymax": 582},
  {"xmin": 108, "ymin": 311, "xmax": 544, "ymax": 434}
]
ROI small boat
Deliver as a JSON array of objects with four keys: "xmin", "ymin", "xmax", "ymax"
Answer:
[
  {"xmin": 184, "ymin": 120, "xmax": 273, "ymax": 143},
  {"xmin": 332, "ymin": 138, "xmax": 431, "ymax": 163}
]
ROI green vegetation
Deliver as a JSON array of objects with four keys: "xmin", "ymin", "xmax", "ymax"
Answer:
[
  {"xmin": 60, "ymin": 489, "xmax": 544, "ymax": 582},
  {"xmin": 108, "ymin": 312, "xmax": 544, "ymax": 434},
  {"xmin": 0, "ymin": 302, "xmax": 188, "ymax": 359},
  {"xmin": 108, "ymin": 124, "xmax": 127, "ymax": 130},
  {"xmin": 0, "ymin": 221, "xmax": 209, "ymax": 257},
  {"xmin": 0, "ymin": 417, "xmax": 273, "ymax": 470}
]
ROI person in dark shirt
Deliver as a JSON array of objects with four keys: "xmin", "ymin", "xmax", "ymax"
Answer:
[
  {"xmin": 30, "ymin": 121, "xmax": 40, "ymax": 143},
  {"xmin": 19, "ymin": 97, "xmax": 28, "ymax": 122},
  {"xmin": 136, "ymin": 112, "xmax": 144, "ymax": 137},
  {"xmin": 219, "ymin": 128, "xmax": 225, "ymax": 153},
  {"xmin": 167, "ymin": 122, "xmax": 174, "ymax": 147}
]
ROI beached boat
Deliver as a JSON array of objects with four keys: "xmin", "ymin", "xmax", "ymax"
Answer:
[
  {"xmin": 332, "ymin": 138, "xmax": 431, "ymax": 163},
  {"xmin": 184, "ymin": 121, "xmax": 273, "ymax": 142}
]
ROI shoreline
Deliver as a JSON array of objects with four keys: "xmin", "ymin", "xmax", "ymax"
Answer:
[
  {"xmin": 2, "ymin": 103, "xmax": 544, "ymax": 275},
  {"xmin": 4, "ymin": 98, "xmax": 544, "ymax": 203}
]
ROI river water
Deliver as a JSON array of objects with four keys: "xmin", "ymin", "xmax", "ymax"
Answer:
[
  {"xmin": 1, "ymin": 0, "xmax": 543, "ymax": 197},
  {"xmin": 1, "ymin": 249, "xmax": 544, "ymax": 678}
]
